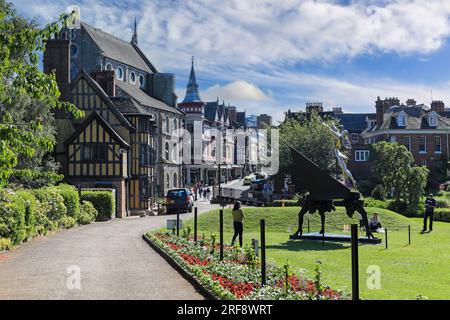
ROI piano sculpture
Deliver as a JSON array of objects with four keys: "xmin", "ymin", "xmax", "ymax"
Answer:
[{"xmin": 289, "ymin": 146, "xmax": 380, "ymax": 243}]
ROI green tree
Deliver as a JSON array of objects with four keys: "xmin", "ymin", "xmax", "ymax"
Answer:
[
  {"xmin": 370, "ymin": 141, "xmax": 428, "ymax": 212},
  {"xmin": 0, "ymin": 1, "xmax": 83, "ymax": 185},
  {"xmin": 279, "ymin": 112, "xmax": 337, "ymax": 188}
]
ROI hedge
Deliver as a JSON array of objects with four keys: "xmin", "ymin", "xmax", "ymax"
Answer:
[
  {"xmin": 0, "ymin": 184, "xmax": 98, "ymax": 251},
  {"xmin": 57, "ymin": 184, "xmax": 81, "ymax": 220},
  {"xmin": 434, "ymin": 209, "xmax": 450, "ymax": 222},
  {"xmin": 81, "ymin": 190, "xmax": 114, "ymax": 221}
]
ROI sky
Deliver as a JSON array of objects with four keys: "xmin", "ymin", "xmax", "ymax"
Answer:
[{"xmin": 13, "ymin": 0, "xmax": 450, "ymax": 123}]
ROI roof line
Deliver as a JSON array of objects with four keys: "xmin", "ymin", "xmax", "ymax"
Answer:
[
  {"xmin": 64, "ymin": 111, "xmax": 130, "ymax": 147},
  {"xmin": 72, "ymin": 70, "xmax": 134, "ymax": 130}
]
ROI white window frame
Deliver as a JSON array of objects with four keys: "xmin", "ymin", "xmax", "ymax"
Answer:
[
  {"xmin": 397, "ymin": 115, "xmax": 406, "ymax": 127},
  {"xmin": 428, "ymin": 112, "xmax": 438, "ymax": 127},
  {"xmin": 435, "ymin": 136, "xmax": 442, "ymax": 154},
  {"xmin": 139, "ymin": 75, "xmax": 145, "ymax": 88},
  {"xmin": 351, "ymin": 133, "xmax": 359, "ymax": 143},
  {"xmin": 404, "ymin": 136, "xmax": 411, "ymax": 151},
  {"xmin": 116, "ymin": 67, "xmax": 124, "ymax": 80},
  {"xmin": 355, "ymin": 150, "xmax": 369, "ymax": 162},
  {"xmin": 419, "ymin": 136, "xmax": 427, "ymax": 154},
  {"xmin": 130, "ymin": 71, "xmax": 136, "ymax": 84}
]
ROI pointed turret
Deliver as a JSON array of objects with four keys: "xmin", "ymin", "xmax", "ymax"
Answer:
[
  {"xmin": 182, "ymin": 56, "xmax": 202, "ymax": 103},
  {"xmin": 131, "ymin": 17, "xmax": 138, "ymax": 45}
]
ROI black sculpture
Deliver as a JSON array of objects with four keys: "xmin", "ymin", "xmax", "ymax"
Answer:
[{"xmin": 290, "ymin": 147, "xmax": 375, "ymax": 240}]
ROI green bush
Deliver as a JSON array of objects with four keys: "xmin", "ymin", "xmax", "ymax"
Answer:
[
  {"xmin": 436, "ymin": 197, "xmax": 450, "ymax": 208},
  {"xmin": 79, "ymin": 201, "xmax": 98, "ymax": 225},
  {"xmin": 81, "ymin": 190, "xmax": 114, "ymax": 221},
  {"xmin": 56, "ymin": 184, "xmax": 80, "ymax": 220},
  {"xmin": 435, "ymin": 209, "xmax": 450, "ymax": 222},
  {"xmin": 0, "ymin": 238, "xmax": 12, "ymax": 251},
  {"xmin": 363, "ymin": 198, "xmax": 390, "ymax": 209},
  {"xmin": 15, "ymin": 190, "xmax": 38, "ymax": 238},
  {"xmin": 371, "ymin": 184, "xmax": 386, "ymax": 200},
  {"xmin": 272, "ymin": 200, "xmax": 299, "ymax": 207},
  {"xmin": 9, "ymin": 169, "xmax": 64, "ymax": 188},
  {"xmin": 60, "ymin": 216, "xmax": 77, "ymax": 229},
  {"xmin": 33, "ymin": 187, "xmax": 67, "ymax": 222},
  {"xmin": 0, "ymin": 189, "xmax": 27, "ymax": 244}
]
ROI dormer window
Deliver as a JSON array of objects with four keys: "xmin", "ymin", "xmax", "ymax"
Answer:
[
  {"xmin": 397, "ymin": 111, "xmax": 407, "ymax": 127},
  {"xmin": 428, "ymin": 112, "xmax": 438, "ymax": 127},
  {"xmin": 116, "ymin": 67, "xmax": 124, "ymax": 80}
]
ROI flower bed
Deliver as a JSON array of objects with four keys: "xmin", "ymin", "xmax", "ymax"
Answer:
[{"xmin": 145, "ymin": 232, "xmax": 345, "ymax": 300}]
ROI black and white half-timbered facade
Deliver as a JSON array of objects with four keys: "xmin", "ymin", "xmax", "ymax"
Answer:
[{"xmin": 44, "ymin": 17, "xmax": 183, "ymax": 217}]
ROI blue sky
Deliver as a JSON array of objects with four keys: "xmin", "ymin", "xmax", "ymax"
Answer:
[{"xmin": 13, "ymin": 0, "xmax": 450, "ymax": 123}]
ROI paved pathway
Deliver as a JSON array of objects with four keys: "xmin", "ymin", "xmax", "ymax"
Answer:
[{"xmin": 0, "ymin": 201, "xmax": 219, "ymax": 300}]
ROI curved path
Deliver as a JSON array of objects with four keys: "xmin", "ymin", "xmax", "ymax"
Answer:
[{"xmin": 0, "ymin": 201, "xmax": 219, "ymax": 300}]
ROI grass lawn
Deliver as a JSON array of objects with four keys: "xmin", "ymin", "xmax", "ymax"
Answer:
[{"xmin": 176, "ymin": 206, "xmax": 450, "ymax": 300}]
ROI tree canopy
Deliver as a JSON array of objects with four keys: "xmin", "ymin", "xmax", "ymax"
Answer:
[
  {"xmin": 279, "ymin": 112, "xmax": 338, "ymax": 189},
  {"xmin": 370, "ymin": 141, "xmax": 429, "ymax": 213},
  {"xmin": 0, "ymin": 1, "xmax": 83, "ymax": 184}
]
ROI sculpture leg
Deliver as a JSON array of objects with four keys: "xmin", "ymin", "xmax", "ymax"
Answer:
[
  {"xmin": 356, "ymin": 205, "xmax": 374, "ymax": 239},
  {"xmin": 319, "ymin": 210, "xmax": 325, "ymax": 234},
  {"xmin": 295, "ymin": 206, "xmax": 309, "ymax": 236}
]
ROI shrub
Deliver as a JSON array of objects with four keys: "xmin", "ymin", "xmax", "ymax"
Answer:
[
  {"xmin": 15, "ymin": 190, "xmax": 38, "ymax": 238},
  {"xmin": 0, "ymin": 189, "xmax": 27, "ymax": 244},
  {"xmin": 34, "ymin": 201, "xmax": 57, "ymax": 235},
  {"xmin": 79, "ymin": 201, "xmax": 98, "ymax": 225},
  {"xmin": 33, "ymin": 187, "xmax": 67, "ymax": 222},
  {"xmin": 371, "ymin": 184, "xmax": 386, "ymax": 200},
  {"xmin": 0, "ymin": 238, "xmax": 12, "ymax": 251},
  {"xmin": 363, "ymin": 198, "xmax": 389, "ymax": 209},
  {"xmin": 9, "ymin": 169, "xmax": 64, "ymax": 188},
  {"xmin": 81, "ymin": 190, "xmax": 114, "ymax": 221},
  {"xmin": 56, "ymin": 184, "xmax": 80, "ymax": 220},
  {"xmin": 434, "ymin": 209, "xmax": 450, "ymax": 222},
  {"xmin": 60, "ymin": 216, "xmax": 76, "ymax": 229},
  {"xmin": 436, "ymin": 198, "xmax": 450, "ymax": 208}
]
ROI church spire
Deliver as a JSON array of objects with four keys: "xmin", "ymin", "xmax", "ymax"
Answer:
[
  {"xmin": 182, "ymin": 56, "xmax": 202, "ymax": 103},
  {"xmin": 131, "ymin": 17, "xmax": 138, "ymax": 45}
]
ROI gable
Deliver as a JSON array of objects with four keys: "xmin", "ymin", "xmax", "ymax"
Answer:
[{"xmin": 70, "ymin": 71, "xmax": 133, "ymax": 131}]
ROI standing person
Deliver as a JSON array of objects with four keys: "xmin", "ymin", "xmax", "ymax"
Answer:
[
  {"xmin": 231, "ymin": 201, "xmax": 244, "ymax": 247},
  {"xmin": 206, "ymin": 187, "xmax": 211, "ymax": 200},
  {"xmin": 422, "ymin": 193, "xmax": 437, "ymax": 232}
]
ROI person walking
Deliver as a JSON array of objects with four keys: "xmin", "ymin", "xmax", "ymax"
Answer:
[
  {"xmin": 231, "ymin": 201, "xmax": 244, "ymax": 247},
  {"xmin": 422, "ymin": 193, "xmax": 437, "ymax": 233}
]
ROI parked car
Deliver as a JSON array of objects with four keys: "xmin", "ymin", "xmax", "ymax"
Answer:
[{"xmin": 165, "ymin": 188, "xmax": 194, "ymax": 214}]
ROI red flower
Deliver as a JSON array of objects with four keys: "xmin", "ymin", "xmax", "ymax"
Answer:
[{"xmin": 179, "ymin": 253, "xmax": 209, "ymax": 266}]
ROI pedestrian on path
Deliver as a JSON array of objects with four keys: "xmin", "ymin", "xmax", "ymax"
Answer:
[
  {"xmin": 231, "ymin": 201, "xmax": 245, "ymax": 247},
  {"xmin": 422, "ymin": 193, "xmax": 437, "ymax": 233}
]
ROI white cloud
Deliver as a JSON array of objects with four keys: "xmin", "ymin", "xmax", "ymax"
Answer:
[
  {"xmin": 13, "ymin": 0, "xmax": 450, "ymax": 123},
  {"xmin": 201, "ymin": 81, "xmax": 271, "ymax": 103}
]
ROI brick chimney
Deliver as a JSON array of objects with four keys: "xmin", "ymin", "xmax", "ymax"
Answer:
[
  {"xmin": 376, "ymin": 97, "xmax": 400, "ymax": 128},
  {"xmin": 431, "ymin": 100, "xmax": 445, "ymax": 113},
  {"xmin": 406, "ymin": 98, "xmax": 416, "ymax": 106},
  {"xmin": 92, "ymin": 70, "xmax": 116, "ymax": 97},
  {"xmin": 44, "ymin": 38, "xmax": 70, "ymax": 103}
]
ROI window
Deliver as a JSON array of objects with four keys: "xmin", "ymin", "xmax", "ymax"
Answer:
[
  {"xmin": 140, "ymin": 144, "xmax": 150, "ymax": 166},
  {"xmin": 165, "ymin": 142, "xmax": 170, "ymax": 161},
  {"xmin": 351, "ymin": 133, "xmax": 359, "ymax": 143},
  {"xmin": 435, "ymin": 136, "xmax": 442, "ymax": 153},
  {"xmin": 355, "ymin": 150, "xmax": 369, "ymax": 162},
  {"xmin": 105, "ymin": 63, "xmax": 112, "ymax": 71},
  {"xmin": 390, "ymin": 136, "xmax": 396, "ymax": 143},
  {"xmin": 139, "ymin": 118, "xmax": 150, "ymax": 132},
  {"xmin": 174, "ymin": 119, "xmax": 177, "ymax": 131},
  {"xmin": 130, "ymin": 72, "xmax": 136, "ymax": 84},
  {"xmin": 420, "ymin": 160, "xmax": 427, "ymax": 167},
  {"xmin": 166, "ymin": 173, "xmax": 170, "ymax": 189},
  {"xmin": 140, "ymin": 177, "xmax": 150, "ymax": 200},
  {"xmin": 404, "ymin": 136, "xmax": 411, "ymax": 151},
  {"xmin": 139, "ymin": 75, "xmax": 145, "ymax": 87},
  {"xmin": 397, "ymin": 115, "xmax": 406, "ymax": 127},
  {"xmin": 81, "ymin": 144, "xmax": 108, "ymax": 162},
  {"xmin": 116, "ymin": 67, "xmax": 124, "ymax": 80},
  {"xmin": 70, "ymin": 44, "xmax": 78, "ymax": 58},
  {"xmin": 428, "ymin": 114, "xmax": 438, "ymax": 127},
  {"xmin": 173, "ymin": 173, "xmax": 178, "ymax": 188},
  {"xmin": 419, "ymin": 136, "xmax": 427, "ymax": 153},
  {"xmin": 435, "ymin": 160, "xmax": 443, "ymax": 169}
]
